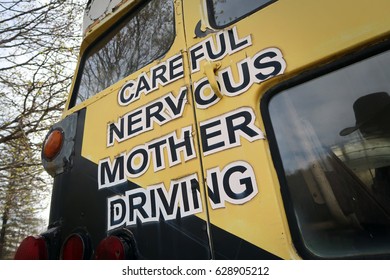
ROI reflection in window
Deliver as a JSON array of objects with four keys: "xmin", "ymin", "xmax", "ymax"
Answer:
[
  {"xmin": 73, "ymin": 0, "xmax": 175, "ymax": 106},
  {"xmin": 208, "ymin": 0, "xmax": 274, "ymax": 27},
  {"xmin": 269, "ymin": 50, "xmax": 390, "ymax": 258}
]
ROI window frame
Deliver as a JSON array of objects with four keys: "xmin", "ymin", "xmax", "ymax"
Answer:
[
  {"xmin": 69, "ymin": 0, "xmax": 176, "ymax": 109},
  {"xmin": 261, "ymin": 37, "xmax": 390, "ymax": 259},
  {"xmin": 206, "ymin": 0, "xmax": 277, "ymax": 29}
]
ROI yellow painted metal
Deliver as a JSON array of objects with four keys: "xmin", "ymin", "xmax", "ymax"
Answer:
[
  {"xmin": 182, "ymin": 0, "xmax": 390, "ymax": 259},
  {"xmin": 61, "ymin": 0, "xmax": 390, "ymax": 259}
]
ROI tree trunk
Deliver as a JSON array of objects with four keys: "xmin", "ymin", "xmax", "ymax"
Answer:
[{"xmin": 0, "ymin": 210, "xmax": 9, "ymax": 259}]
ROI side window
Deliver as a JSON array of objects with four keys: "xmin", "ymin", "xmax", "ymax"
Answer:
[
  {"xmin": 267, "ymin": 49, "xmax": 390, "ymax": 258},
  {"xmin": 72, "ymin": 0, "xmax": 175, "ymax": 107},
  {"xmin": 207, "ymin": 0, "xmax": 275, "ymax": 28}
]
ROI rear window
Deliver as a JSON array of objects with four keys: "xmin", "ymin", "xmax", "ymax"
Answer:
[
  {"xmin": 267, "ymin": 48, "xmax": 390, "ymax": 258},
  {"xmin": 71, "ymin": 0, "xmax": 175, "ymax": 107},
  {"xmin": 207, "ymin": 0, "xmax": 275, "ymax": 28}
]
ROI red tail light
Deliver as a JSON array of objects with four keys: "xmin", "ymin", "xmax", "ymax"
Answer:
[
  {"xmin": 14, "ymin": 236, "xmax": 48, "ymax": 260},
  {"xmin": 95, "ymin": 236, "xmax": 125, "ymax": 260},
  {"xmin": 61, "ymin": 233, "xmax": 87, "ymax": 260}
]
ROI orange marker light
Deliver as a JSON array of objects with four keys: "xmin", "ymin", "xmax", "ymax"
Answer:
[{"xmin": 43, "ymin": 129, "xmax": 63, "ymax": 160}]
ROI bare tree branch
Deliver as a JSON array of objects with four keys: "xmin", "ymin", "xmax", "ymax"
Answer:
[{"xmin": 0, "ymin": 0, "xmax": 86, "ymax": 259}]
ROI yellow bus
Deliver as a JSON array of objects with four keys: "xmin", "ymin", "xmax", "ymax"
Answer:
[{"xmin": 15, "ymin": 0, "xmax": 390, "ymax": 259}]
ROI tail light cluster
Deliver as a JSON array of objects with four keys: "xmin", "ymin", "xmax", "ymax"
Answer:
[
  {"xmin": 18, "ymin": 113, "xmax": 138, "ymax": 259},
  {"xmin": 94, "ymin": 229, "xmax": 137, "ymax": 260},
  {"xmin": 95, "ymin": 236, "xmax": 126, "ymax": 260},
  {"xmin": 61, "ymin": 233, "xmax": 91, "ymax": 260},
  {"xmin": 14, "ymin": 228, "xmax": 137, "ymax": 260},
  {"xmin": 14, "ymin": 236, "xmax": 48, "ymax": 260}
]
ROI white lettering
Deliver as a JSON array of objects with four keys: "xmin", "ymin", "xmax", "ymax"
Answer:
[
  {"xmin": 207, "ymin": 161, "xmax": 258, "ymax": 209},
  {"xmin": 99, "ymin": 126, "xmax": 196, "ymax": 189},
  {"xmin": 200, "ymin": 108, "xmax": 265, "ymax": 156},
  {"xmin": 108, "ymin": 87, "xmax": 188, "ymax": 147},
  {"xmin": 189, "ymin": 26, "xmax": 252, "ymax": 73},
  {"xmin": 107, "ymin": 174, "xmax": 202, "ymax": 230},
  {"xmin": 118, "ymin": 53, "xmax": 184, "ymax": 106},
  {"xmin": 193, "ymin": 47, "xmax": 286, "ymax": 109},
  {"xmin": 107, "ymin": 161, "xmax": 259, "ymax": 231}
]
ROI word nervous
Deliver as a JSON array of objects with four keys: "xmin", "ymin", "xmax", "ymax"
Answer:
[{"xmin": 108, "ymin": 87, "xmax": 187, "ymax": 147}]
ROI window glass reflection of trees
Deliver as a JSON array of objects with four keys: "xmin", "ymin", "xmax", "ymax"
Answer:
[
  {"xmin": 269, "ymin": 50, "xmax": 390, "ymax": 258},
  {"xmin": 75, "ymin": 0, "xmax": 174, "ymax": 105}
]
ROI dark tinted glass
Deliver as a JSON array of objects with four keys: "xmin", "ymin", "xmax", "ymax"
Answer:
[
  {"xmin": 208, "ymin": 0, "xmax": 274, "ymax": 27},
  {"xmin": 269, "ymin": 49, "xmax": 390, "ymax": 258}
]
